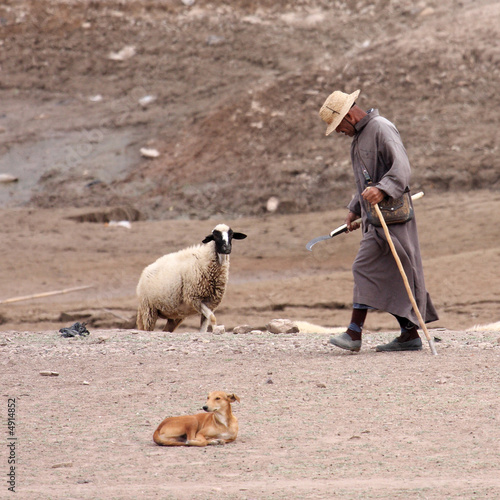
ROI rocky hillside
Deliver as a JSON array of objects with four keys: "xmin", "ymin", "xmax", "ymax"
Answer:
[{"xmin": 0, "ymin": 0, "xmax": 498, "ymax": 219}]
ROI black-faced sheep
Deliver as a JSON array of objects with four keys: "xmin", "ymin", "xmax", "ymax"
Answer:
[{"xmin": 136, "ymin": 224, "xmax": 247, "ymax": 333}]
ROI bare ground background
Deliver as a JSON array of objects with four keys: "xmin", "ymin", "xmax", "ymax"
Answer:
[{"xmin": 1, "ymin": 0, "xmax": 500, "ymax": 498}]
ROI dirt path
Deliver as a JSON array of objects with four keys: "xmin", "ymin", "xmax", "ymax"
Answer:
[{"xmin": 2, "ymin": 327, "xmax": 500, "ymax": 499}]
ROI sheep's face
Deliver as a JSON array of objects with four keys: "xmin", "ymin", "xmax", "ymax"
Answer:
[{"xmin": 202, "ymin": 225, "xmax": 247, "ymax": 255}]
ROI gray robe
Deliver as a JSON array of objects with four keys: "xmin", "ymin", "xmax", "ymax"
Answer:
[{"xmin": 346, "ymin": 110, "xmax": 438, "ymax": 325}]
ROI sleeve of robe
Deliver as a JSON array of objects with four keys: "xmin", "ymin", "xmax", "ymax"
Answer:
[
  {"xmin": 372, "ymin": 123, "xmax": 411, "ymax": 199},
  {"xmin": 347, "ymin": 193, "xmax": 362, "ymax": 215}
]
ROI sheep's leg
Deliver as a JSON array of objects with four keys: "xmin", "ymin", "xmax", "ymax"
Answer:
[
  {"xmin": 200, "ymin": 315, "xmax": 209, "ymax": 333},
  {"xmin": 199, "ymin": 303, "xmax": 217, "ymax": 333},
  {"xmin": 136, "ymin": 305, "xmax": 158, "ymax": 331},
  {"xmin": 164, "ymin": 318, "xmax": 183, "ymax": 332}
]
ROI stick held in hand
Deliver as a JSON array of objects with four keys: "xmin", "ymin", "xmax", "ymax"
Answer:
[{"xmin": 373, "ymin": 203, "xmax": 437, "ymax": 355}]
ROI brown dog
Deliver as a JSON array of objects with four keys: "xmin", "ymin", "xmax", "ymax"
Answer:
[{"xmin": 153, "ymin": 391, "xmax": 240, "ymax": 446}]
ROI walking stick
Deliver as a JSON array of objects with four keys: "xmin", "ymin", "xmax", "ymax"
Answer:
[{"xmin": 374, "ymin": 204, "xmax": 438, "ymax": 356}]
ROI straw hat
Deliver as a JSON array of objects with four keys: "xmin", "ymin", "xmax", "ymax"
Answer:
[{"xmin": 319, "ymin": 89, "xmax": 360, "ymax": 136}]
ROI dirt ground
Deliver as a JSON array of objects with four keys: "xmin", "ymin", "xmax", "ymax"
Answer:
[{"xmin": 1, "ymin": 1, "xmax": 500, "ymax": 498}]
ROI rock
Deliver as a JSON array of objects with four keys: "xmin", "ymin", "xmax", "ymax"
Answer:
[
  {"xmin": 212, "ymin": 325, "xmax": 225, "ymax": 335},
  {"xmin": 232, "ymin": 325, "xmax": 254, "ymax": 334},
  {"xmin": 140, "ymin": 147, "xmax": 160, "ymax": 158},
  {"xmin": 266, "ymin": 196, "xmax": 279, "ymax": 212},
  {"xmin": 266, "ymin": 319, "xmax": 299, "ymax": 334},
  {"xmin": 0, "ymin": 174, "xmax": 19, "ymax": 183},
  {"xmin": 107, "ymin": 220, "xmax": 132, "ymax": 229},
  {"xmin": 40, "ymin": 371, "xmax": 59, "ymax": 376},
  {"xmin": 419, "ymin": 7, "xmax": 435, "ymax": 17},
  {"xmin": 108, "ymin": 45, "xmax": 136, "ymax": 61},
  {"xmin": 138, "ymin": 95, "xmax": 156, "ymax": 106},
  {"xmin": 206, "ymin": 35, "xmax": 225, "ymax": 46}
]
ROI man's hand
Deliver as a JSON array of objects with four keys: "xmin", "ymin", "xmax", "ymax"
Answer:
[
  {"xmin": 346, "ymin": 211, "xmax": 361, "ymax": 232},
  {"xmin": 362, "ymin": 186, "xmax": 385, "ymax": 205}
]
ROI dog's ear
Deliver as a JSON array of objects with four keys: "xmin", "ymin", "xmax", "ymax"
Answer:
[{"xmin": 227, "ymin": 393, "xmax": 240, "ymax": 403}]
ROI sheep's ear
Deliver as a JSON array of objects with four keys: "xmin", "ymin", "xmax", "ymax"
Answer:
[
  {"xmin": 202, "ymin": 234, "xmax": 214, "ymax": 244},
  {"xmin": 232, "ymin": 232, "xmax": 247, "ymax": 240}
]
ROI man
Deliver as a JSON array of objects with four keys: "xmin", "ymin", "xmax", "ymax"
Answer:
[{"xmin": 319, "ymin": 89, "xmax": 438, "ymax": 352}]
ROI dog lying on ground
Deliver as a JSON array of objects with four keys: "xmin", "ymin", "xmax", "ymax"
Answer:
[{"xmin": 153, "ymin": 391, "xmax": 240, "ymax": 446}]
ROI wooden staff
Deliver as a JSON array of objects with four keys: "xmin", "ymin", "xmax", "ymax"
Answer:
[
  {"xmin": 0, "ymin": 285, "xmax": 94, "ymax": 305},
  {"xmin": 374, "ymin": 204, "xmax": 438, "ymax": 356}
]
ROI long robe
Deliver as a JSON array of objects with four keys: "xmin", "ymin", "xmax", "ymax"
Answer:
[{"xmin": 346, "ymin": 110, "xmax": 439, "ymax": 325}]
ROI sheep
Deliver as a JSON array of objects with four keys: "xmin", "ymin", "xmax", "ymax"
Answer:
[{"xmin": 136, "ymin": 224, "xmax": 247, "ymax": 333}]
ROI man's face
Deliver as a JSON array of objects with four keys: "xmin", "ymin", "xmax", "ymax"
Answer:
[{"xmin": 335, "ymin": 112, "xmax": 356, "ymax": 137}]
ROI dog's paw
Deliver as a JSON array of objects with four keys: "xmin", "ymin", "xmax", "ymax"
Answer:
[{"xmin": 208, "ymin": 439, "xmax": 225, "ymax": 445}]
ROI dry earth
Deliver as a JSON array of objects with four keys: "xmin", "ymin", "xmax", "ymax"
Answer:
[
  {"xmin": 1, "ymin": 0, "xmax": 500, "ymax": 498},
  {"xmin": 2, "ymin": 327, "xmax": 500, "ymax": 499}
]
